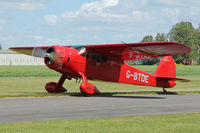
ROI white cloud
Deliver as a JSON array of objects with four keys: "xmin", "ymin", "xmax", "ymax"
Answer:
[
  {"xmin": 0, "ymin": 0, "xmax": 46, "ymax": 11},
  {"xmin": 132, "ymin": 10, "xmax": 150, "ymax": 21},
  {"xmin": 15, "ymin": 3, "xmax": 44, "ymax": 11},
  {"xmin": 45, "ymin": 0, "xmax": 149, "ymax": 28},
  {"xmin": 59, "ymin": 0, "xmax": 121, "ymax": 21},
  {"xmin": 81, "ymin": 0, "xmax": 119, "ymax": 17},
  {"xmin": 154, "ymin": 0, "xmax": 200, "ymax": 7},
  {"xmin": 44, "ymin": 15, "xmax": 58, "ymax": 25}
]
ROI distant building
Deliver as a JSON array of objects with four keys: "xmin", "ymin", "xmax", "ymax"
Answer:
[{"xmin": 0, "ymin": 50, "xmax": 44, "ymax": 66}]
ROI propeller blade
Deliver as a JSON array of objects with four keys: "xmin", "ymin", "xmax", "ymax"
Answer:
[{"xmin": 32, "ymin": 47, "xmax": 47, "ymax": 58}]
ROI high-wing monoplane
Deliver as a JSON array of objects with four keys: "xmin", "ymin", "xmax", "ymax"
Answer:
[{"xmin": 10, "ymin": 42, "xmax": 191, "ymax": 95}]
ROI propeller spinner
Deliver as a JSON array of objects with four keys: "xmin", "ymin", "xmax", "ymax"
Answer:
[
  {"xmin": 44, "ymin": 48, "xmax": 56, "ymax": 65},
  {"xmin": 31, "ymin": 47, "xmax": 56, "ymax": 65}
]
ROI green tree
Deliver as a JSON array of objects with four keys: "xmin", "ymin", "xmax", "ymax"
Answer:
[
  {"xmin": 168, "ymin": 21, "xmax": 197, "ymax": 64},
  {"xmin": 0, "ymin": 45, "xmax": 2, "ymax": 50},
  {"xmin": 140, "ymin": 35, "xmax": 160, "ymax": 65},
  {"xmin": 141, "ymin": 35, "xmax": 154, "ymax": 42},
  {"xmin": 155, "ymin": 33, "xmax": 168, "ymax": 42},
  {"xmin": 195, "ymin": 25, "xmax": 200, "ymax": 64}
]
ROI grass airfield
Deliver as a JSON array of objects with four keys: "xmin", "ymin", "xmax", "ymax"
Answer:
[
  {"xmin": 0, "ymin": 65, "xmax": 199, "ymax": 98},
  {"xmin": 0, "ymin": 113, "xmax": 200, "ymax": 133},
  {"xmin": 0, "ymin": 65, "xmax": 199, "ymax": 133}
]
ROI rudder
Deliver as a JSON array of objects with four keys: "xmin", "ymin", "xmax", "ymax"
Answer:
[{"xmin": 154, "ymin": 56, "xmax": 176, "ymax": 79}]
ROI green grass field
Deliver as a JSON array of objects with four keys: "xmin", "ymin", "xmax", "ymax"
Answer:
[
  {"xmin": 0, "ymin": 113, "xmax": 200, "ymax": 133},
  {"xmin": 0, "ymin": 65, "xmax": 199, "ymax": 98}
]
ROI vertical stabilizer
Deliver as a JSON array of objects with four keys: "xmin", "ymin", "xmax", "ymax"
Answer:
[{"xmin": 154, "ymin": 56, "xmax": 176, "ymax": 79}]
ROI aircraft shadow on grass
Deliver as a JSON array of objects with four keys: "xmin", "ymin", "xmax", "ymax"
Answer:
[
  {"xmin": 67, "ymin": 91, "xmax": 178, "ymax": 99},
  {"xmin": 5, "ymin": 91, "xmax": 178, "ymax": 99}
]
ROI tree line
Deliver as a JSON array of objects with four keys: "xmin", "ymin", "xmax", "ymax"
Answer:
[{"xmin": 141, "ymin": 21, "xmax": 200, "ymax": 65}]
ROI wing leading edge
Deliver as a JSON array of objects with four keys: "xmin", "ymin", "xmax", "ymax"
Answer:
[{"xmin": 10, "ymin": 42, "xmax": 191, "ymax": 61}]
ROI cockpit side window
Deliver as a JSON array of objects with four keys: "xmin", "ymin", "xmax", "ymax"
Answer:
[
  {"xmin": 90, "ymin": 53, "xmax": 108, "ymax": 63},
  {"xmin": 71, "ymin": 46, "xmax": 108, "ymax": 63},
  {"xmin": 91, "ymin": 53, "xmax": 101, "ymax": 63}
]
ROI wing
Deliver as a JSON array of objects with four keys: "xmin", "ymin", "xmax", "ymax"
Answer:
[
  {"xmin": 10, "ymin": 42, "xmax": 191, "ymax": 61},
  {"xmin": 84, "ymin": 42, "xmax": 191, "ymax": 61}
]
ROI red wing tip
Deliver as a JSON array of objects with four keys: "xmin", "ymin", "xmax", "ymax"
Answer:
[{"xmin": 9, "ymin": 47, "xmax": 15, "ymax": 50}]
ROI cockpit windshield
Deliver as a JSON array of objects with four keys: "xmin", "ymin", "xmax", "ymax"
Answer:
[{"xmin": 71, "ymin": 46, "xmax": 87, "ymax": 56}]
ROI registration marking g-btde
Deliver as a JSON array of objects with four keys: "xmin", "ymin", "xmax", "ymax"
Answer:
[{"xmin": 126, "ymin": 70, "xmax": 149, "ymax": 83}]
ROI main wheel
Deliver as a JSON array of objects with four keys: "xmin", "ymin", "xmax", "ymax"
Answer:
[
  {"xmin": 45, "ymin": 82, "xmax": 67, "ymax": 93},
  {"xmin": 80, "ymin": 83, "xmax": 100, "ymax": 95}
]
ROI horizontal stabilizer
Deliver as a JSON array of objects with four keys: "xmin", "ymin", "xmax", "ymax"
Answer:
[
  {"xmin": 156, "ymin": 77, "xmax": 190, "ymax": 82},
  {"xmin": 174, "ymin": 78, "xmax": 190, "ymax": 82}
]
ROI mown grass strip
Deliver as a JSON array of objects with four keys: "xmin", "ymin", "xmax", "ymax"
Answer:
[
  {"xmin": 0, "ymin": 66, "xmax": 60, "ymax": 77},
  {"xmin": 0, "ymin": 113, "xmax": 200, "ymax": 133}
]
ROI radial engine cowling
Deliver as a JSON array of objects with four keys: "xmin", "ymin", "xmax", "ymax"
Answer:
[{"xmin": 44, "ymin": 45, "xmax": 69, "ymax": 71}]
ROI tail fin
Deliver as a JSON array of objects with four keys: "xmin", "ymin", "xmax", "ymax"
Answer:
[
  {"xmin": 154, "ymin": 56, "xmax": 190, "ymax": 82},
  {"xmin": 154, "ymin": 56, "xmax": 176, "ymax": 79}
]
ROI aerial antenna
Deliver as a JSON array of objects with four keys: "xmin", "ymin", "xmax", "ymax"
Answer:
[{"xmin": 121, "ymin": 41, "xmax": 127, "ymax": 44}]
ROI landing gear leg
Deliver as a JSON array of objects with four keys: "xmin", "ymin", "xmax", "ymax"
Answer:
[
  {"xmin": 45, "ymin": 74, "xmax": 67, "ymax": 93},
  {"xmin": 79, "ymin": 72, "xmax": 100, "ymax": 95},
  {"xmin": 163, "ymin": 88, "xmax": 167, "ymax": 93}
]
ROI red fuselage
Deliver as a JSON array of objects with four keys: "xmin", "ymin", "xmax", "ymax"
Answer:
[{"xmin": 45, "ymin": 46, "xmax": 175, "ymax": 89}]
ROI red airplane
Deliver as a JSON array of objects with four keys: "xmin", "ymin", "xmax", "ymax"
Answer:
[{"xmin": 10, "ymin": 42, "xmax": 191, "ymax": 95}]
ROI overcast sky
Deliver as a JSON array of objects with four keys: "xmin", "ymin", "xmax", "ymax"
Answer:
[{"xmin": 0, "ymin": 0, "xmax": 200, "ymax": 49}]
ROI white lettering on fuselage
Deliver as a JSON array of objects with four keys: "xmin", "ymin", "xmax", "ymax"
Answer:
[{"xmin": 126, "ymin": 70, "xmax": 149, "ymax": 83}]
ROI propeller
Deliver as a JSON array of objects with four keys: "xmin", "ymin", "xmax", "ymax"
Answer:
[
  {"xmin": 10, "ymin": 46, "xmax": 66, "ymax": 68},
  {"xmin": 32, "ymin": 47, "xmax": 56, "ymax": 65},
  {"xmin": 32, "ymin": 46, "xmax": 67, "ymax": 69}
]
